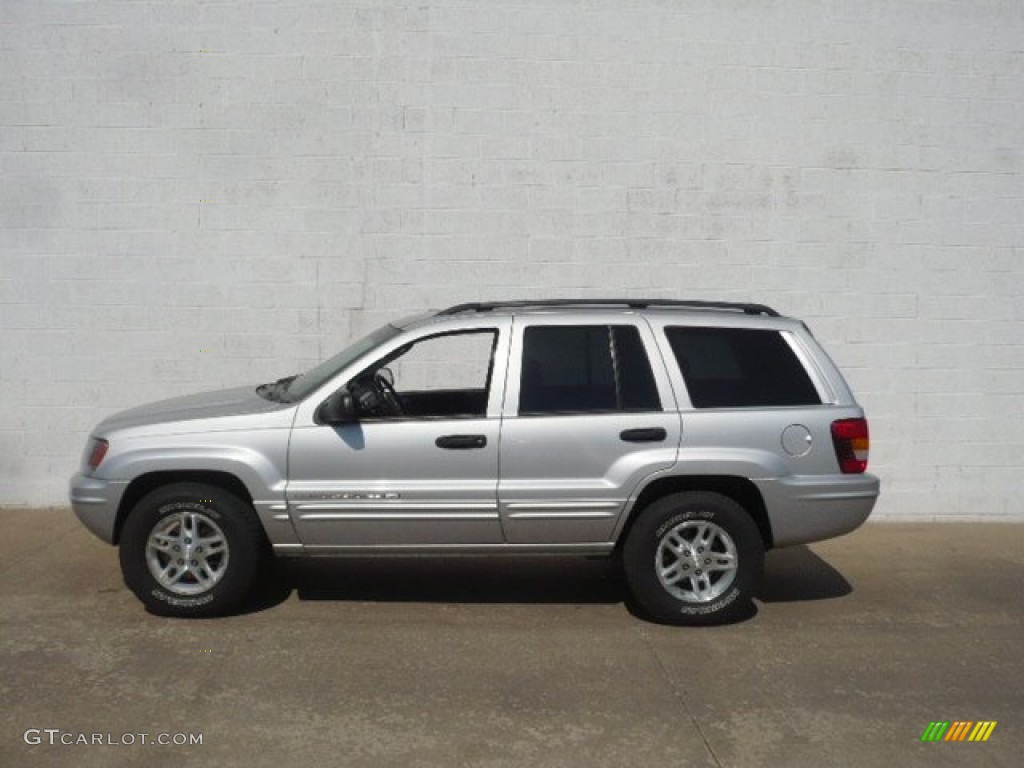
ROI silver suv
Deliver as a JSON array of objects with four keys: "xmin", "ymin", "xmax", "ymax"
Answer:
[{"xmin": 70, "ymin": 299, "xmax": 879, "ymax": 624}]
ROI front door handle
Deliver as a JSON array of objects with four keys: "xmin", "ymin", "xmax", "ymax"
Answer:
[
  {"xmin": 619, "ymin": 427, "xmax": 667, "ymax": 443},
  {"xmin": 435, "ymin": 434, "xmax": 487, "ymax": 450}
]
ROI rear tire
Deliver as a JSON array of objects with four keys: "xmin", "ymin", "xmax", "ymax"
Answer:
[
  {"xmin": 623, "ymin": 491, "xmax": 764, "ymax": 625},
  {"xmin": 119, "ymin": 482, "xmax": 265, "ymax": 617}
]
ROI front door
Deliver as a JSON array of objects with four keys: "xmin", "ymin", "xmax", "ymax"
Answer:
[{"xmin": 287, "ymin": 321, "xmax": 510, "ymax": 549}]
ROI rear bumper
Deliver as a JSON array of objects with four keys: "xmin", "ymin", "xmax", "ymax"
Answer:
[
  {"xmin": 69, "ymin": 472, "xmax": 128, "ymax": 545},
  {"xmin": 755, "ymin": 473, "xmax": 880, "ymax": 548}
]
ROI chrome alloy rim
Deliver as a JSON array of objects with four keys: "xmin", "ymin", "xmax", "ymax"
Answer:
[
  {"xmin": 146, "ymin": 511, "xmax": 229, "ymax": 595},
  {"xmin": 656, "ymin": 520, "xmax": 738, "ymax": 603}
]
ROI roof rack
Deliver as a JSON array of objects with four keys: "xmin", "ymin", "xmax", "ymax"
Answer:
[{"xmin": 437, "ymin": 299, "xmax": 780, "ymax": 317}]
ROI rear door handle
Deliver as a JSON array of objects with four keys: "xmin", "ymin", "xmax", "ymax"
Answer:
[
  {"xmin": 619, "ymin": 427, "xmax": 667, "ymax": 443},
  {"xmin": 435, "ymin": 434, "xmax": 488, "ymax": 450}
]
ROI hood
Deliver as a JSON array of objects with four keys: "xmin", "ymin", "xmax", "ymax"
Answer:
[{"xmin": 95, "ymin": 385, "xmax": 291, "ymax": 435}]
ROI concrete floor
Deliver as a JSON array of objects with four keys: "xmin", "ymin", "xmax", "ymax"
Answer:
[{"xmin": 2, "ymin": 510, "xmax": 1021, "ymax": 768}]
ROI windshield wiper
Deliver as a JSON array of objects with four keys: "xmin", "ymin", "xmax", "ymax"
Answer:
[{"xmin": 256, "ymin": 374, "xmax": 299, "ymax": 403}]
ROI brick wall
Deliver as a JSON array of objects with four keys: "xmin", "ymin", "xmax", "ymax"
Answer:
[{"xmin": 2, "ymin": 1, "xmax": 1022, "ymax": 518}]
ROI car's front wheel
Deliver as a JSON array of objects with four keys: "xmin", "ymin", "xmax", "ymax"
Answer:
[
  {"xmin": 119, "ymin": 482, "xmax": 265, "ymax": 617},
  {"xmin": 623, "ymin": 491, "xmax": 764, "ymax": 625}
]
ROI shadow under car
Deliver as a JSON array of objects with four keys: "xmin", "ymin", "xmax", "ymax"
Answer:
[{"xmin": 225, "ymin": 544, "xmax": 851, "ymax": 618}]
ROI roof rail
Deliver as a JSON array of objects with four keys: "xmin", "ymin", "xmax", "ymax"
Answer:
[{"xmin": 437, "ymin": 299, "xmax": 780, "ymax": 317}]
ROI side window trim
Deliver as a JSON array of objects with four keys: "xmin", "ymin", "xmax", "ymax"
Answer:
[{"xmin": 608, "ymin": 326, "xmax": 623, "ymax": 411}]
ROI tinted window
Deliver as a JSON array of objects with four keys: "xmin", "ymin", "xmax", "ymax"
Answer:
[
  {"xmin": 613, "ymin": 326, "xmax": 661, "ymax": 411},
  {"xmin": 665, "ymin": 327, "xmax": 820, "ymax": 408},
  {"xmin": 519, "ymin": 325, "xmax": 660, "ymax": 415}
]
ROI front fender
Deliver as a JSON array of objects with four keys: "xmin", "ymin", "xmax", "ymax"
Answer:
[
  {"xmin": 97, "ymin": 429, "xmax": 296, "ymax": 546},
  {"xmin": 102, "ymin": 443, "xmax": 286, "ymax": 498}
]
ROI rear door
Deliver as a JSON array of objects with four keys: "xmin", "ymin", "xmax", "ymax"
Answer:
[{"xmin": 497, "ymin": 315, "xmax": 681, "ymax": 544}]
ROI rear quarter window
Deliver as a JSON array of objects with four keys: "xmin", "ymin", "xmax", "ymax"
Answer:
[{"xmin": 664, "ymin": 326, "xmax": 821, "ymax": 408}]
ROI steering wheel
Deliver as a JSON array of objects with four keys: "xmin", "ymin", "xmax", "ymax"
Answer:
[{"xmin": 374, "ymin": 371, "xmax": 405, "ymax": 417}]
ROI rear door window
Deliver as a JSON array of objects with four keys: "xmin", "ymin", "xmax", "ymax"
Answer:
[
  {"xmin": 519, "ymin": 325, "xmax": 661, "ymax": 415},
  {"xmin": 664, "ymin": 327, "xmax": 820, "ymax": 408}
]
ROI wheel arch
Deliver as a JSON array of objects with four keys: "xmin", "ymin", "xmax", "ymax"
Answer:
[
  {"xmin": 616, "ymin": 475, "xmax": 774, "ymax": 551},
  {"xmin": 113, "ymin": 470, "xmax": 255, "ymax": 545}
]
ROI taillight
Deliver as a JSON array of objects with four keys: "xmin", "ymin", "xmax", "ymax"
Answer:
[
  {"xmin": 87, "ymin": 438, "xmax": 109, "ymax": 471},
  {"xmin": 831, "ymin": 418, "xmax": 869, "ymax": 474}
]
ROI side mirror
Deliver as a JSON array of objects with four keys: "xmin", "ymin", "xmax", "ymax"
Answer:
[{"xmin": 316, "ymin": 388, "xmax": 356, "ymax": 425}]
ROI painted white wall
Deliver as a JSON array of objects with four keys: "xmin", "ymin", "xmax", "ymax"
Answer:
[{"xmin": 2, "ymin": 1, "xmax": 1022, "ymax": 518}]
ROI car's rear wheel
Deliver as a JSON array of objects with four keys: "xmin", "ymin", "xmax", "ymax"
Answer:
[
  {"xmin": 119, "ymin": 482, "xmax": 264, "ymax": 617},
  {"xmin": 623, "ymin": 491, "xmax": 764, "ymax": 625}
]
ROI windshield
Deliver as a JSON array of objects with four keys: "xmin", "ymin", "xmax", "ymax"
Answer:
[{"xmin": 277, "ymin": 324, "xmax": 402, "ymax": 403}]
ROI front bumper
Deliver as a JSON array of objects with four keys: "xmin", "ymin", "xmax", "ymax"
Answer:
[
  {"xmin": 755, "ymin": 473, "xmax": 880, "ymax": 548},
  {"xmin": 69, "ymin": 472, "xmax": 128, "ymax": 545}
]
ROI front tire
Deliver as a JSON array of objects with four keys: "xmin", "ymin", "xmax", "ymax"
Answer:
[
  {"xmin": 623, "ymin": 491, "xmax": 764, "ymax": 625},
  {"xmin": 119, "ymin": 482, "xmax": 265, "ymax": 617}
]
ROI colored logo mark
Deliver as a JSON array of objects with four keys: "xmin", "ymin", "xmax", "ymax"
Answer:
[{"xmin": 921, "ymin": 721, "xmax": 997, "ymax": 742}]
